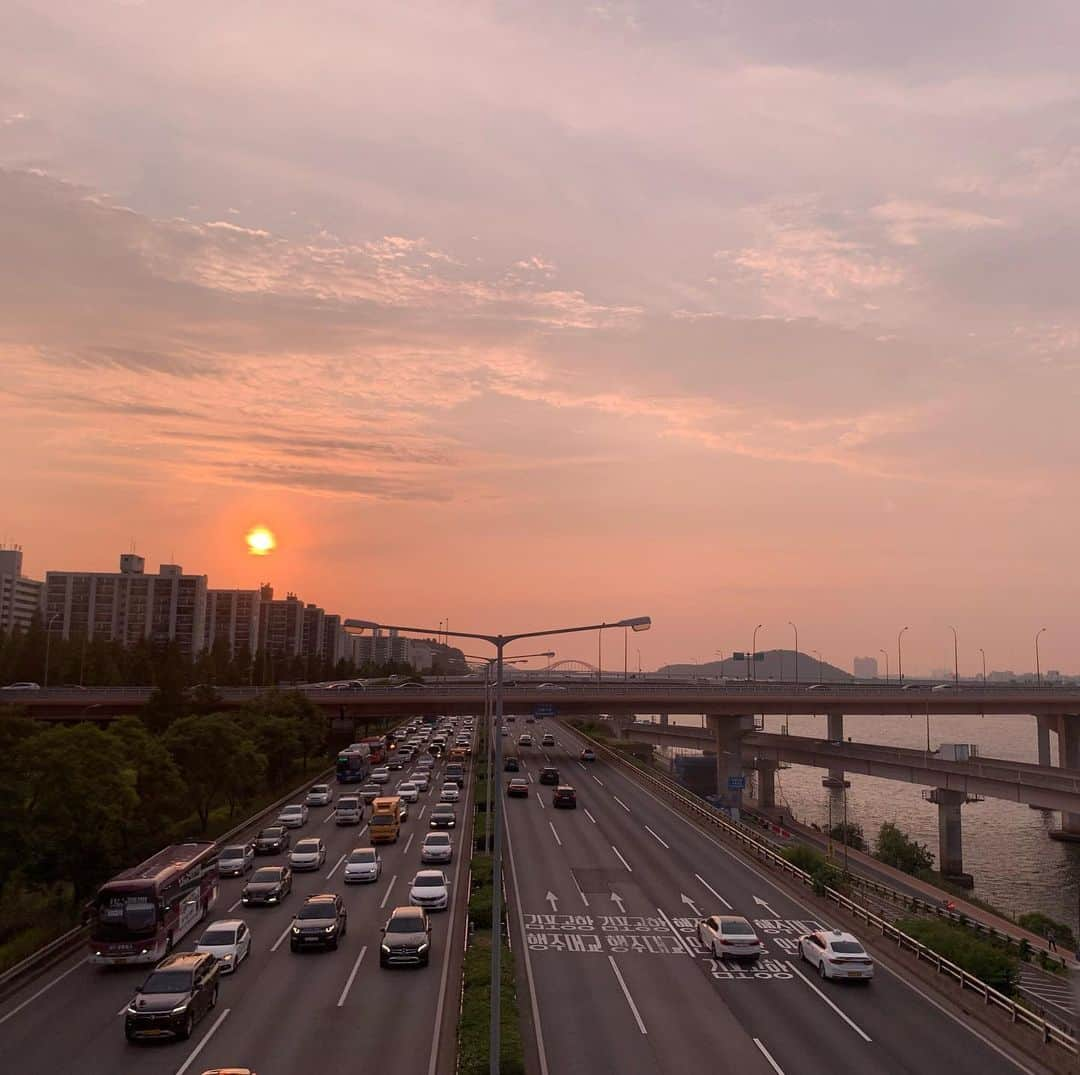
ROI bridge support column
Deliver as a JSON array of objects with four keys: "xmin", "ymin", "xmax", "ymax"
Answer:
[
  {"xmin": 707, "ymin": 715, "xmax": 753, "ymax": 819},
  {"xmin": 822, "ymin": 712, "xmax": 850, "ymax": 788},
  {"xmin": 926, "ymin": 788, "xmax": 974, "ymax": 887},
  {"xmin": 1036, "ymin": 715, "xmax": 1052, "ymax": 768},
  {"xmin": 754, "ymin": 760, "xmax": 778, "ymax": 809},
  {"xmin": 659, "ymin": 713, "xmax": 669, "ymax": 726},
  {"xmin": 1050, "ymin": 714, "xmax": 1080, "ymax": 840}
]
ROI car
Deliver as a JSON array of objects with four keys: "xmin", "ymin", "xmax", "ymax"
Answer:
[
  {"xmin": 420, "ymin": 832, "xmax": 453, "ymax": 864},
  {"xmin": 798, "ymin": 930, "xmax": 875, "ymax": 981},
  {"xmin": 380, "ymin": 906, "xmax": 432, "ymax": 967},
  {"xmin": 276, "ymin": 804, "xmax": 309, "ymax": 828},
  {"xmin": 518, "ymin": 734, "xmax": 533, "ymax": 748},
  {"xmin": 370, "ymin": 767, "xmax": 390, "ymax": 784},
  {"xmin": 417, "ymin": 756, "xmax": 435, "ymax": 771},
  {"xmin": 504, "ymin": 757, "xmax": 520, "ymax": 772},
  {"xmin": 409, "ymin": 770, "xmax": 430, "ymax": 791},
  {"xmin": 539, "ymin": 766, "xmax": 559, "ymax": 786},
  {"xmin": 553, "ymin": 785, "xmax": 577, "ymax": 808},
  {"xmin": 344, "ymin": 846, "xmax": 382, "ymax": 884},
  {"xmin": 241, "ymin": 865, "xmax": 292, "ymax": 906},
  {"xmin": 409, "ymin": 869, "xmax": 450, "ymax": 911},
  {"xmin": 125, "ymin": 951, "xmax": 220, "ymax": 1041},
  {"xmin": 290, "ymin": 894, "xmax": 347, "ymax": 951},
  {"xmin": 288, "ymin": 837, "xmax": 327, "ymax": 871},
  {"xmin": 507, "ymin": 777, "xmax": 529, "ymax": 798},
  {"xmin": 217, "ymin": 843, "xmax": 255, "ymax": 877},
  {"xmin": 387, "ymin": 753, "xmax": 406, "ymax": 770},
  {"xmin": 335, "ymin": 796, "xmax": 363, "ymax": 824},
  {"xmin": 397, "ymin": 781, "xmax": 420, "ymax": 803},
  {"xmin": 541, "ymin": 733, "xmax": 556, "ymax": 747},
  {"xmin": 305, "ymin": 784, "xmax": 333, "ymax": 807},
  {"xmin": 580, "ymin": 748, "xmax": 596, "ymax": 762},
  {"xmin": 1, "ymin": 681, "xmax": 41, "ymax": 690},
  {"xmin": 697, "ymin": 915, "xmax": 765, "ymax": 961},
  {"xmin": 429, "ymin": 803, "xmax": 457, "ymax": 828},
  {"xmin": 536, "ymin": 683, "xmax": 568, "ymax": 691},
  {"xmin": 444, "ymin": 763, "xmax": 466, "ymax": 787},
  {"xmin": 524, "ymin": 716, "xmax": 535, "ymax": 724},
  {"xmin": 194, "ymin": 919, "xmax": 252, "ymax": 974},
  {"xmin": 359, "ymin": 783, "xmax": 382, "ymax": 804},
  {"xmin": 500, "ymin": 725, "xmax": 509, "ymax": 736},
  {"xmin": 506, "ymin": 715, "xmax": 515, "ymax": 723},
  {"xmin": 253, "ymin": 826, "xmax": 290, "ymax": 855},
  {"xmin": 438, "ymin": 783, "xmax": 460, "ymax": 803}
]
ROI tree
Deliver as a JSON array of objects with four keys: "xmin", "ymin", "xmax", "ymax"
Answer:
[{"xmin": 875, "ymin": 822, "xmax": 935, "ymax": 875}]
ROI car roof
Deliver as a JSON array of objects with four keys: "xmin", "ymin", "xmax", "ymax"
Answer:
[
  {"xmin": 424, "ymin": 831, "xmax": 450, "ymax": 840},
  {"xmin": 433, "ymin": 802, "xmax": 455, "ymax": 811},
  {"xmin": 203, "ymin": 919, "xmax": 244, "ymax": 931},
  {"xmin": 715, "ymin": 914, "xmax": 753, "ymax": 924},
  {"xmin": 555, "ymin": 785, "xmax": 575, "ymax": 792},
  {"xmin": 414, "ymin": 870, "xmax": 445, "ymax": 880},
  {"xmin": 301, "ymin": 893, "xmax": 338, "ymax": 904},
  {"xmin": 294, "ymin": 837, "xmax": 321, "ymax": 846},
  {"xmin": 823, "ymin": 930, "xmax": 862, "ymax": 944},
  {"xmin": 389, "ymin": 905, "xmax": 425, "ymax": 919},
  {"xmin": 156, "ymin": 951, "xmax": 211, "ymax": 970}
]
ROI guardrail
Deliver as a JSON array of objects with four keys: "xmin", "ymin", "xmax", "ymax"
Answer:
[
  {"xmin": 569, "ymin": 726, "xmax": 1078, "ymax": 1056},
  {"xmin": 0, "ymin": 763, "xmax": 335, "ymax": 996}
]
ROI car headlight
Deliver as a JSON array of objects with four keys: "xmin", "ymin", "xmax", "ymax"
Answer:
[
  {"xmin": 418, "ymin": 942, "xmax": 429, "ymax": 953},
  {"xmin": 268, "ymin": 895, "xmax": 278, "ymax": 903},
  {"xmin": 292, "ymin": 926, "xmax": 301, "ymax": 934},
  {"xmin": 325, "ymin": 924, "xmax": 336, "ymax": 933},
  {"xmin": 171, "ymin": 1001, "xmax": 190, "ymax": 1014},
  {"xmin": 126, "ymin": 1002, "xmax": 139, "ymax": 1014},
  {"xmin": 220, "ymin": 953, "xmax": 233, "ymax": 961},
  {"xmin": 380, "ymin": 943, "xmax": 391, "ymax": 953}
]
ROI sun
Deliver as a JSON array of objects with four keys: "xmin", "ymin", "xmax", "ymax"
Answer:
[{"xmin": 245, "ymin": 526, "xmax": 277, "ymax": 556}]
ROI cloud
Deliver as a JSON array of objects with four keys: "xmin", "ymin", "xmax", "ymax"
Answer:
[{"xmin": 870, "ymin": 200, "xmax": 1010, "ymax": 246}]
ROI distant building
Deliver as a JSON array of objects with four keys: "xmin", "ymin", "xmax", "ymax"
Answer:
[
  {"xmin": 351, "ymin": 627, "xmax": 410, "ymax": 666},
  {"xmin": 321, "ymin": 614, "xmax": 346, "ymax": 666},
  {"xmin": 44, "ymin": 554, "xmax": 207, "ymax": 657},
  {"xmin": 853, "ymin": 656, "xmax": 878, "ymax": 679},
  {"xmin": 256, "ymin": 585, "xmax": 304, "ymax": 659},
  {"xmin": 408, "ymin": 640, "xmax": 436, "ymax": 672},
  {"xmin": 301, "ymin": 603, "xmax": 326, "ymax": 659},
  {"xmin": 0, "ymin": 546, "xmax": 44, "ymax": 633},
  {"xmin": 204, "ymin": 589, "xmax": 262, "ymax": 658}
]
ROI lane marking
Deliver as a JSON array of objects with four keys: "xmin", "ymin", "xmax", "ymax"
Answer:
[
  {"xmin": 549, "ymin": 821, "xmax": 562, "ymax": 847},
  {"xmin": 695, "ymin": 873, "xmax": 732, "ymax": 909},
  {"xmin": 174, "ymin": 1007, "xmax": 230, "ymax": 1075},
  {"xmin": 403, "ymin": 833, "xmax": 414, "ymax": 855},
  {"xmin": 654, "ymin": 906, "xmax": 697, "ymax": 958},
  {"xmin": 753, "ymin": 1038, "xmax": 785, "ymax": 1074},
  {"xmin": 270, "ymin": 921, "xmax": 293, "ymax": 952},
  {"xmin": 786, "ymin": 961, "xmax": 872, "ymax": 1042},
  {"xmin": 611, "ymin": 845, "xmax": 633, "ymax": 872},
  {"xmin": 0, "ymin": 956, "xmax": 89, "ymax": 1026},
  {"xmin": 614, "ymin": 797, "xmax": 631, "ymax": 813},
  {"xmin": 536, "ymin": 793, "xmax": 545, "ymax": 810},
  {"xmin": 578, "ymin": 762, "xmax": 587, "ymax": 771},
  {"xmin": 608, "ymin": 956, "xmax": 647, "ymax": 1034},
  {"xmin": 326, "ymin": 853, "xmax": 347, "ymax": 879},
  {"xmin": 419, "ymin": 806, "xmax": 427, "ymax": 819},
  {"xmin": 592, "ymin": 775, "xmax": 604, "ymax": 786},
  {"xmin": 583, "ymin": 808, "xmax": 597, "ymax": 825},
  {"xmin": 380, "ymin": 874, "xmax": 398, "ymax": 909},
  {"xmin": 322, "ymin": 809, "xmax": 338, "ymax": 824},
  {"xmin": 336, "ymin": 945, "xmax": 368, "ymax": 1006},
  {"xmin": 570, "ymin": 872, "xmax": 590, "ymax": 907},
  {"xmin": 644, "ymin": 825, "xmax": 670, "ymax": 849},
  {"xmin": 228, "ymin": 897, "xmax": 243, "ymax": 912}
]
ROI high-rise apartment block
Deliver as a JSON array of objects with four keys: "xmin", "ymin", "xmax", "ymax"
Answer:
[
  {"xmin": 0, "ymin": 547, "xmax": 44, "ymax": 633},
  {"xmin": 204, "ymin": 589, "xmax": 262, "ymax": 657},
  {"xmin": 257, "ymin": 585, "xmax": 304, "ymax": 659},
  {"xmin": 853, "ymin": 655, "xmax": 879, "ymax": 679}
]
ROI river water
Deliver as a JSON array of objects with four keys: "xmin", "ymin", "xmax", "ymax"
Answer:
[{"xmin": 657, "ymin": 712, "xmax": 1080, "ymax": 928}]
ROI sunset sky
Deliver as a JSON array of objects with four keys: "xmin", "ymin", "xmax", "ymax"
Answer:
[{"xmin": 3, "ymin": 2, "xmax": 1078, "ymax": 673}]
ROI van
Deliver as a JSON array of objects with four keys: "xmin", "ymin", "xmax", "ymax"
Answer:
[
  {"xmin": 370, "ymin": 796, "xmax": 403, "ymax": 844},
  {"xmin": 336, "ymin": 796, "xmax": 363, "ymax": 825}
]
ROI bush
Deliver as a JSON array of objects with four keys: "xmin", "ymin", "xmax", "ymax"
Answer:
[
  {"xmin": 828, "ymin": 822, "xmax": 866, "ymax": 852},
  {"xmin": 1017, "ymin": 912, "xmax": 1076, "ymax": 951},
  {"xmin": 876, "ymin": 822, "xmax": 934, "ymax": 875},
  {"xmin": 897, "ymin": 916, "xmax": 1018, "ymax": 995},
  {"xmin": 782, "ymin": 843, "xmax": 825, "ymax": 876}
]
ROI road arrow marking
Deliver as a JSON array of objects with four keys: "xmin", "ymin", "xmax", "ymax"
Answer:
[
  {"xmin": 610, "ymin": 891, "xmax": 626, "ymax": 914},
  {"xmin": 754, "ymin": 895, "xmax": 779, "ymax": 916},
  {"xmin": 680, "ymin": 893, "xmax": 701, "ymax": 916},
  {"xmin": 545, "ymin": 890, "xmax": 559, "ymax": 912}
]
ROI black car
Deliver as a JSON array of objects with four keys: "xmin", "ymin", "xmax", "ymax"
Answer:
[
  {"xmin": 254, "ymin": 826, "xmax": 290, "ymax": 855},
  {"xmin": 539, "ymin": 766, "xmax": 559, "ymax": 786},
  {"xmin": 242, "ymin": 865, "xmax": 293, "ymax": 906},
  {"xmin": 429, "ymin": 804, "xmax": 456, "ymax": 828},
  {"xmin": 380, "ymin": 906, "xmax": 432, "ymax": 967},
  {"xmin": 290, "ymin": 894, "xmax": 347, "ymax": 951},
  {"xmin": 553, "ymin": 785, "xmax": 577, "ymax": 809},
  {"xmin": 504, "ymin": 757, "xmax": 520, "ymax": 772},
  {"xmin": 124, "ymin": 952, "xmax": 219, "ymax": 1042}
]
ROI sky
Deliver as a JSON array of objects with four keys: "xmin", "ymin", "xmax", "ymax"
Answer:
[{"xmin": 2, "ymin": 1, "xmax": 1079, "ymax": 675}]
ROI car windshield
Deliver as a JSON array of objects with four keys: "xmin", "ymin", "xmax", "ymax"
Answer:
[
  {"xmin": 251, "ymin": 868, "xmax": 282, "ymax": 882},
  {"xmin": 260, "ymin": 828, "xmax": 283, "ymax": 838},
  {"xmin": 348, "ymin": 850, "xmax": 376, "ymax": 863},
  {"xmin": 298, "ymin": 902, "xmax": 335, "ymax": 920},
  {"xmin": 96, "ymin": 893, "xmax": 158, "ymax": 935},
  {"xmin": 831, "ymin": 941, "xmax": 866, "ymax": 954},
  {"xmin": 339, "ymin": 799, "xmax": 359, "ymax": 809},
  {"xmin": 141, "ymin": 969, "xmax": 193, "ymax": 994},
  {"xmin": 414, "ymin": 875, "xmax": 444, "ymax": 887},
  {"xmin": 199, "ymin": 928, "xmax": 237, "ymax": 946},
  {"xmin": 220, "ymin": 846, "xmax": 245, "ymax": 859},
  {"xmin": 280, "ymin": 806, "xmax": 301, "ymax": 815},
  {"xmin": 310, "ymin": 786, "xmax": 328, "ymax": 794},
  {"xmin": 425, "ymin": 835, "xmax": 449, "ymax": 846},
  {"xmin": 388, "ymin": 915, "xmax": 423, "ymax": 933},
  {"xmin": 435, "ymin": 805, "xmax": 454, "ymax": 813},
  {"xmin": 295, "ymin": 840, "xmax": 320, "ymax": 852},
  {"xmin": 720, "ymin": 920, "xmax": 755, "ymax": 936}
]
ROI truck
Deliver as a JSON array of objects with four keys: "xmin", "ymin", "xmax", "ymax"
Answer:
[
  {"xmin": 360, "ymin": 736, "xmax": 389, "ymax": 766},
  {"xmin": 369, "ymin": 796, "xmax": 403, "ymax": 844},
  {"xmin": 336, "ymin": 747, "xmax": 371, "ymax": 784}
]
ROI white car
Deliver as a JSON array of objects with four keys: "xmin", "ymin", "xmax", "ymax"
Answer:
[
  {"xmin": 277, "ymin": 804, "xmax": 309, "ymax": 828},
  {"xmin": 397, "ymin": 781, "xmax": 420, "ymax": 803},
  {"xmin": 409, "ymin": 770, "xmax": 430, "ymax": 792},
  {"xmin": 417, "ymin": 756, "xmax": 435, "ymax": 771},
  {"xmin": 697, "ymin": 915, "xmax": 765, "ymax": 961},
  {"xmin": 1, "ymin": 681, "xmax": 41, "ymax": 690},
  {"xmin": 420, "ymin": 832, "xmax": 453, "ymax": 864},
  {"xmin": 305, "ymin": 784, "xmax": 333, "ymax": 807},
  {"xmin": 344, "ymin": 846, "xmax": 382, "ymax": 884},
  {"xmin": 518, "ymin": 734, "xmax": 533, "ymax": 748},
  {"xmin": 500, "ymin": 725, "xmax": 509, "ymax": 737},
  {"xmin": 288, "ymin": 837, "xmax": 327, "ymax": 871},
  {"xmin": 371, "ymin": 767, "xmax": 391, "ymax": 784},
  {"xmin": 439, "ymin": 783, "xmax": 460, "ymax": 803},
  {"xmin": 409, "ymin": 869, "xmax": 450, "ymax": 911},
  {"xmin": 194, "ymin": 919, "xmax": 252, "ymax": 974},
  {"xmin": 799, "ymin": 930, "xmax": 875, "ymax": 981}
]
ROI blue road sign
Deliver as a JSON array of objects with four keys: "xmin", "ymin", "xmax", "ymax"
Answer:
[
  {"xmin": 534, "ymin": 703, "xmax": 557, "ymax": 718},
  {"xmin": 727, "ymin": 775, "xmax": 747, "ymax": 790}
]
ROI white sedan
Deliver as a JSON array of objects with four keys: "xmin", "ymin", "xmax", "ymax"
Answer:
[
  {"xmin": 194, "ymin": 919, "xmax": 252, "ymax": 973},
  {"xmin": 697, "ymin": 915, "xmax": 765, "ymax": 961},
  {"xmin": 276, "ymin": 804, "xmax": 309, "ymax": 828},
  {"xmin": 439, "ymin": 783, "xmax": 460, "ymax": 803},
  {"xmin": 305, "ymin": 784, "xmax": 333, "ymax": 807},
  {"xmin": 397, "ymin": 781, "xmax": 420, "ymax": 803},
  {"xmin": 409, "ymin": 771, "xmax": 430, "ymax": 791},
  {"xmin": 288, "ymin": 837, "xmax": 327, "ymax": 871},
  {"xmin": 798, "ymin": 930, "xmax": 875, "ymax": 981},
  {"xmin": 409, "ymin": 869, "xmax": 450, "ymax": 911},
  {"xmin": 370, "ymin": 767, "xmax": 391, "ymax": 784}
]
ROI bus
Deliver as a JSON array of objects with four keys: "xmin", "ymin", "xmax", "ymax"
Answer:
[
  {"xmin": 336, "ymin": 746, "xmax": 372, "ymax": 783},
  {"xmin": 360, "ymin": 736, "xmax": 389, "ymax": 765},
  {"xmin": 369, "ymin": 796, "xmax": 402, "ymax": 844},
  {"xmin": 88, "ymin": 842, "xmax": 219, "ymax": 965}
]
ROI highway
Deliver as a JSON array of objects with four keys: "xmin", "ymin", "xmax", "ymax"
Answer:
[
  {"xmin": 504, "ymin": 718, "xmax": 1043, "ymax": 1075},
  {"xmin": 0, "ymin": 738, "xmax": 472, "ymax": 1075}
]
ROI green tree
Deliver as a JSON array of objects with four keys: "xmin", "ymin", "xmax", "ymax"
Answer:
[
  {"xmin": 1017, "ymin": 912, "xmax": 1076, "ymax": 951},
  {"xmin": 875, "ymin": 821, "xmax": 935, "ymax": 874}
]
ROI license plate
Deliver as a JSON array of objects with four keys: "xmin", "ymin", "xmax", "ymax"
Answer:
[{"xmin": 847, "ymin": 971, "xmax": 864, "ymax": 977}]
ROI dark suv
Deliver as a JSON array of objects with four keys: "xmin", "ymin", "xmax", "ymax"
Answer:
[
  {"xmin": 291, "ymin": 894, "xmax": 348, "ymax": 951},
  {"xmin": 124, "ymin": 951, "xmax": 219, "ymax": 1042},
  {"xmin": 444, "ymin": 763, "xmax": 466, "ymax": 788},
  {"xmin": 553, "ymin": 785, "xmax": 577, "ymax": 809},
  {"xmin": 254, "ymin": 826, "xmax": 290, "ymax": 854},
  {"xmin": 380, "ymin": 906, "xmax": 432, "ymax": 967},
  {"xmin": 539, "ymin": 766, "xmax": 559, "ymax": 786}
]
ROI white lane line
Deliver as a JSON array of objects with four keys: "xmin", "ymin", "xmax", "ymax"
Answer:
[
  {"xmin": 695, "ymin": 873, "xmax": 732, "ymax": 909},
  {"xmin": 592, "ymin": 775, "xmax": 604, "ymax": 786},
  {"xmin": 527, "ymin": 771, "xmax": 534, "ymax": 782},
  {"xmin": 536, "ymin": 793, "xmax": 545, "ymax": 810},
  {"xmin": 380, "ymin": 874, "xmax": 398, "ymax": 909},
  {"xmin": 326, "ymin": 853, "xmax": 347, "ymax": 879},
  {"xmin": 654, "ymin": 907, "xmax": 697, "ymax": 958},
  {"xmin": 614, "ymin": 796, "xmax": 631, "ymax": 812},
  {"xmin": 753, "ymin": 1038, "xmax": 785, "ymax": 1073},
  {"xmin": 583, "ymin": 808, "xmax": 597, "ymax": 825},
  {"xmin": 403, "ymin": 833, "xmax": 414, "ymax": 855},
  {"xmin": 578, "ymin": 762, "xmax": 587, "ymax": 771},
  {"xmin": 336, "ymin": 945, "xmax": 368, "ymax": 1006},
  {"xmin": 174, "ymin": 1007, "xmax": 231, "ymax": 1075},
  {"xmin": 270, "ymin": 921, "xmax": 293, "ymax": 952},
  {"xmin": 644, "ymin": 825, "xmax": 669, "ymax": 849},
  {"xmin": 323, "ymin": 809, "xmax": 338, "ymax": 824},
  {"xmin": 611, "ymin": 845, "xmax": 633, "ymax": 872},
  {"xmin": 549, "ymin": 821, "xmax": 562, "ymax": 847},
  {"xmin": 786, "ymin": 961, "xmax": 872, "ymax": 1041},
  {"xmin": 608, "ymin": 956, "xmax": 647, "ymax": 1034},
  {"xmin": 0, "ymin": 956, "xmax": 89, "ymax": 1026},
  {"xmin": 419, "ymin": 806, "xmax": 426, "ymax": 819},
  {"xmin": 228, "ymin": 897, "xmax": 243, "ymax": 912},
  {"xmin": 570, "ymin": 872, "xmax": 590, "ymax": 907}
]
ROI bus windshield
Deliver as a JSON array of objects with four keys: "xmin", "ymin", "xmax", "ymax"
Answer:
[{"xmin": 93, "ymin": 892, "xmax": 159, "ymax": 939}]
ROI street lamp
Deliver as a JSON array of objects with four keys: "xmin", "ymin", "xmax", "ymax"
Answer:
[
  {"xmin": 788, "ymin": 622, "xmax": 799, "ymax": 685},
  {"xmin": 813, "ymin": 650, "xmax": 823, "ymax": 685},
  {"xmin": 978, "ymin": 647, "xmax": 987, "ymax": 686},
  {"xmin": 345, "ymin": 614, "xmax": 651, "ymax": 1075},
  {"xmin": 750, "ymin": 624, "xmax": 764, "ymax": 681},
  {"xmin": 43, "ymin": 612, "xmax": 61, "ymax": 689},
  {"xmin": 948, "ymin": 626, "xmax": 959, "ymax": 685},
  {"xmin": 897, "ymin": 626, "xmax": 909, "ymax": 684},
  {"xmin": 879, "ymin": 648, "xmax": 889, "ymax": 684},
  {"xmin": 1035, "ymin": 627, "xmax": 1047, "ymax": 685}
]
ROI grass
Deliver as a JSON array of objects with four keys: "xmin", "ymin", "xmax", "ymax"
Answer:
[{"xmin": 896, "ymin": 915, "xmax": 1019, "ymax": 995}]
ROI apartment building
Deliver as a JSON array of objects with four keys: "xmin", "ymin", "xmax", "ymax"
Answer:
[{"xmin": 0, "ymin": 547, "xmax": 44, "ymax": 632}]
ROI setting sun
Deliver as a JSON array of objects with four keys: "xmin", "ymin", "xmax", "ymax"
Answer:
[{"xmin": 245, "ymin": 526, "xmax": 276, "ymax": 556}]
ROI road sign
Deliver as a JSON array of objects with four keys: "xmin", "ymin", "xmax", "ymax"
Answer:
[
  {"xmin": 727, "ymin": 775, "xmax": 747, "ymax": 790},
  {"xmin": 731, "ymin": 652, "xmax": 765, "ymax": 662},
  {"xmin": 534, "ymin": 703, "xmax": 557, "ymax": 718}
]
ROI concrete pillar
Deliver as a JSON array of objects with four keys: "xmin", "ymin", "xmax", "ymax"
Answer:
[
  {"xmin": 756, "ymin": 761, "xmax": 777, "ymax": 809},
  {"xmin": 926, "ymin": 788, "xmax": 973, "ymax": 887},
  {"xmin": 1050, "ymin": 715, "xmax": 1080, "ymax": 839},
  {"xmin": 1036, "ymin": 715, "xmax": 1052, "ymax": 768},
  {"xmin": 822, "ymin": 712, "xmax": 850, "ymax": 788},
  {"xmin": 659, "ymin": 713, "xmax": 669, "ymax": 726},
  {"xmin": 707, "ymin": 715, "xmax": 753, "ymax": 819}
]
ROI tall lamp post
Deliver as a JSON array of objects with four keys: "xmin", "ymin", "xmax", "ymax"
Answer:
[
  {"xmin": 346, "ymin": 614, "xmax": 651, "ymax": 1075},
  {"xmin": 788, "ymin": 621, "xmax": 799, "ymax": 685},
  {"xmin": 897, "ymin": 626, "xmax": 909, "ymax": 684},
  {"xmin": 948, "ymin": 625, "xmax": 959, "ymax": 684},
  {"xmin": 43, "ymin": 612, "xmax": 61, "ymax": 689},
  {"xmin": 879, "ymin": 648, "xmax": 889, "ymax": 684},
  {"xmin": 751, "ymin": 624, "xmax": 764, "ymax": 681},
  {"xmin": 1035, "ymin": 627, "xmax": 1047, "ymax": 685},
  {"xmin": 813, "ymin": 650, "xmax": 823, "ymax": 685},
  {"xmin": 978, "ymin": 647, "xmax": 987, "ymax": 686}
]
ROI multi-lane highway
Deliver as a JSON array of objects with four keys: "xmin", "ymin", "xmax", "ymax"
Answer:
[
  {"xmin": 505, "ymin": 719, "xmax": 1044, "ymax": 1075},
  {"xmin": 0, "ymin": 729, "xmax": 473, "ymax": 1075}
]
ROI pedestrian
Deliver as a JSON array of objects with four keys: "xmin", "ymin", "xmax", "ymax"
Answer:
[{"xmin": 1047, "ymin": 929, "xmax": 1057, "ymax": 952}]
